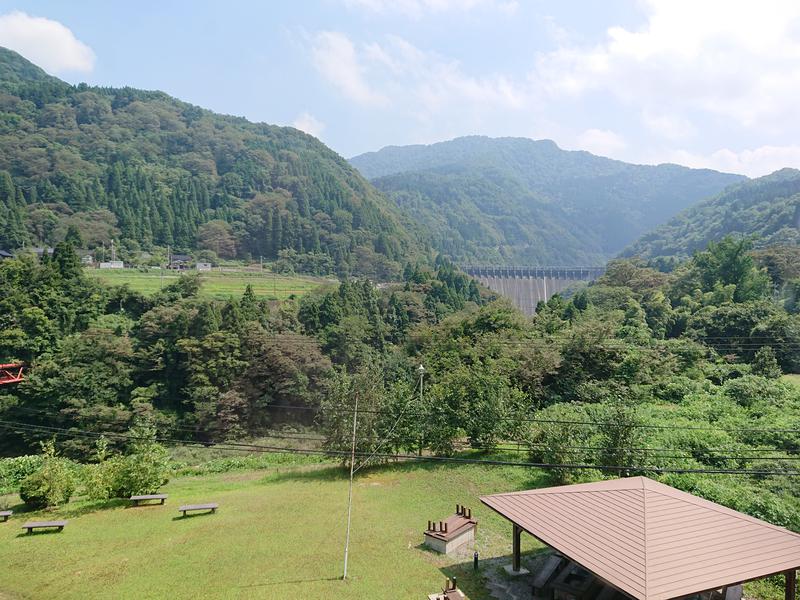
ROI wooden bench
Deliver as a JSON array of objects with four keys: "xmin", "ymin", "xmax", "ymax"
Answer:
[
  {"xmin": 724, "ymin": 585, "xmax": 743, "ymax": 600},
  {"xmin": 0, "ymin": 510, "xmax": 12, "ymax": 522},
  {"xmin": 130, "ymin": 494, "xmax": 167, "ymax": 507},
  {"xmin": 596, "ymin": 585, "xmax": 619, "ymax": 600},
  {"xmin": 178, "ymin": 503, "xmax": 218, "ymax": 517},
  {"xmin": 22, "ymin": 520, "xmax": 67, "ymax": 534},
  {"xmin": 532, "ymin": 554, "xmax": 565, "ymax": 596}
]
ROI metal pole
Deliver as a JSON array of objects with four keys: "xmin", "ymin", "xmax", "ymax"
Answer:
[
  {"xmin": 418, "ymin": 365, "xmax": 425, "ymax": 455},
  {"xmin": 342, "ymin": 391, "xmax": 359, "ymax": 580}
]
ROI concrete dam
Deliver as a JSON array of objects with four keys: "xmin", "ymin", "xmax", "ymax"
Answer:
[{"xmin": 462, "ymin": 266, "xmax": 606, "ymax": 315}]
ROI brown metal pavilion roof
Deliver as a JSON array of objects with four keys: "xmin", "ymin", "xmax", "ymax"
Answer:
[{"xmin": 480, "ymin": 476, "xmax": 800, "ymax": 600}]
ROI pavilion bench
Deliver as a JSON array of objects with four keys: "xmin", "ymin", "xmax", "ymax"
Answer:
[
  {"xmin": 532, "ymin": 554, "xmax": 565, "ymax": 596},
  {"xmin": 724, "ymin": 585, "xmax": 743, "ymax": 600},
  {"xmin": 130, "ymin": 494, "xmax": 167, "ymax": 507},
  {"xmin": 178, "ymin": 503, "xmax": 218, "ymax": 517},
  {"xmin": 596, "ymin": 585, "xmax": 620, "ymax": 600},
  {"xmin": 22, "ymin": 520, "xmax": 67, "ymax": 534},
  {"xmin": 0, "ymin": 510, "xmax": 12, "ymax": 522}
]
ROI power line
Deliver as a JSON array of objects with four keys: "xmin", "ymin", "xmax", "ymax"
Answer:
[
  {"xmin": 1, "ymin": 419, "xmax": 798, "ymax": 477},
  {"xmin": 6, "ymin": 401, "xmax": 800, "ymax": 435},
  {"xmin": 8, "ymin": 404, "xmax": 800, "ymax": 462},
  {"xmin": 2, "ymin": 405, "xmax": 328, "ymax": 440}
]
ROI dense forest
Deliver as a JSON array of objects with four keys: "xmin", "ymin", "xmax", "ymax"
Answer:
[
  {"xmin": 2, "ymin": 237, "xmax": 800, "ymax": 527},
  {"xmin": 350, "ymin": 136, "xmax": 744, "ymax": 265},
  {"xmin": 625, "ymin": 168, "xmax": 800, "ymax": 261},
  {"xmin": 0, "ymin": 47, "xmax": 418, "ymax": 278}
]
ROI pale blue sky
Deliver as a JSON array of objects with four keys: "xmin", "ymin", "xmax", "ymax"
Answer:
[{"xmin": 2, "ymin": 1, "xmax": 800, "ymax": 176}]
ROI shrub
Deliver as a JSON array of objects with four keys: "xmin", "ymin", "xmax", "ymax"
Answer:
[
  {"xmin": 83, "ymin": 457, "xmax": 125, "ymax": 501},
  {"xmin": 0, "ymin": 455, "xmax": 44, "ymax": 494},
  {"xmin": 81, "ymin": 437, "xmax": 119, "ymax": 501},
  {"xmin": 111, "ymin": 426, "xmax": 170, "ymax": 497},
  {"xmin": 19, "ymin": 442, "xmax": 76, "ymax": 509},
  {"xmin": 81, "ymin": 430, "xmax": 170, "ymax": 499},
  {"xmin": 723, "ymin": 375, "xmax": 786, "ymax": 408},
  {"xmin": 752, "ymin": 346, "xmax": 782, "ymax": 379}
]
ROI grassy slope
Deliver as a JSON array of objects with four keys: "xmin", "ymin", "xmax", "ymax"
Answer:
[
  {"xmin": 85, "ymin": 269, "xmax": 329, "ymax": 300},
  {"xmin": 0, "ymin": 461, "xmax": 548, "ymax": 600}
]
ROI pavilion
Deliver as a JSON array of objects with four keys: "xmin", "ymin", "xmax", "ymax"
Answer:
[{"xmin": 481, "ymin": 477, "xmax": 800, "ymax": 600}]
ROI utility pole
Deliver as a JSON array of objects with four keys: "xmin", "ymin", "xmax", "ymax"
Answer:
[
  {"xmin": 418, "ymin": 364, "xmax": 425, "ymax": 455},
  {"xmin": 342, "ymin": 391, "xmax": 359, "ymax": 580}
]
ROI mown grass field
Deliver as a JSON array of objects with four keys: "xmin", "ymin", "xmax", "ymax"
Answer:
[
  {"xmin": 0, "ymin": 459, "xmax": 548, "ymax": 600},
  {"xmin": 85, "ymin": 268, "xmax": 330, "ymax": 300}
]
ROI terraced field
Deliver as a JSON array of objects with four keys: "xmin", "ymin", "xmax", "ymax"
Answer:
[{"xmin": 86, "ymin": 268, "xmax": 331, "ymax": 300}]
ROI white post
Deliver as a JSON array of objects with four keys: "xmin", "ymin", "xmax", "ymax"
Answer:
[
  {"xmin": 343, "ymin": 392, "xmax": 359, "ymax": 580},
  {"xmin": 418, "ymin": 364, "xmax": 425, "ymax": 455}
]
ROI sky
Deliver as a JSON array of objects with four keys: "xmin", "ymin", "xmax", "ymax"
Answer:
[{"xmin": 1, "ymin": 0, "xmax": 800, "ymax": 177}]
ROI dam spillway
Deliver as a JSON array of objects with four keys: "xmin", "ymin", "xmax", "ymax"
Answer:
[{"xmin": 461, "ymin": 266, "xmax": 605, "ymax": 315}]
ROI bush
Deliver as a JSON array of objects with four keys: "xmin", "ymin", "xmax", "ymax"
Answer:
[
  {"xmin": 111, "ymin": 426, "xmax": 170, "ymax": 497},
  {"xmin": 112, "ymin": 453, "xmax": 169, "ymax": 497},
  {"xmin": 0, "ymin": 455, "xmax": 44, "ymax": 494},
  {"xmin": 752, "ymin": 346, "xmax": 782, "ymax": 379},
  {"xmin": 82, "ymin": 459, "xmax": 123, "ymax": 501},
  {"xmin": 81, "ymin": 429, "xmax": 170, "ymax": 499},
  {"xmin": 19, "ymin": 443, "xmax": 76, "ymax": 509},
  {"xmin": 723, "ymin": 375, "xmax": 786, "ymax": 408}
]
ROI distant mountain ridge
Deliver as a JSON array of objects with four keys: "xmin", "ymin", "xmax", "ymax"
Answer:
[
  {"xmin": 624, "ymin": 168, "xmax": 800, "ymax": 260},
  {"xmin": 351, "ymin": 136, "xmax": 745, "ymax": 265},
  {"xmin": 0, "ymin": 47, "xmax": 416, "ymax": 278}
]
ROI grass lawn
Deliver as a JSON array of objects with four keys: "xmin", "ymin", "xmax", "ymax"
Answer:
[
  {"xmin": 85, "ymin": 268, "xmax": 330, "ymax": 300},
  {"xmin": 0, "ymin": 459, "xmax": 550, "ymax": 600}
]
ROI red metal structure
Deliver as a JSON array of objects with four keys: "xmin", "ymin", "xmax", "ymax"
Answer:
[{"xmin": 0, "ymin": 364, "xmax": 24, "ymax": 385}]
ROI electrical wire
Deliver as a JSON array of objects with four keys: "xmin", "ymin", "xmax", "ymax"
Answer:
[
  {"xmin": 1, "ymin": 419, "xmax": 798, "ymax": 477},
  {"xmin": 5, "ymin": 400, "xmax": 800, "ymax": 435}
]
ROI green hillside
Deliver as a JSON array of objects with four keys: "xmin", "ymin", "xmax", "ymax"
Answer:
[
  {"xmin": 0, "ymin": 47, "xmax": 417, "ymax": 279},
  {"xmin": 350, "ymin": 136, "xmax": 744, "ymax": 265},
  {"xmin": 624, "ymin": 168, "xmax": 800, "ymax": 260}
]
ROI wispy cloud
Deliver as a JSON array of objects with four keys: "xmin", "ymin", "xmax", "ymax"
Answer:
[
  {"xmin": 0, "ymin": 11, "xmax": 95, "ymax": 74},
  {"xmin": 311, "ymin": 31, "xmax": 532, "ymax": 120},
  {"xmin": 292, "ymin": 111, "xmax": 326, "ymax": 138},
  {"xmin": 574, "ymin": 128, "xmax": 627, "ymax": 157},
  {"xmin": 658, "ymin": 146, "xmax": 800, "ymax": 178},
  {"xmin": 342, "ymin": 0, "xmax": 518, "ymax": 19},
  {"xmin": 311, "ymin": 31, "xmax": 389, "ymax": 107}
]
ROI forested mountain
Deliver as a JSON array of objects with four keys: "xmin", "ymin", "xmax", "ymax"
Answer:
[
  {"xmin": 350, "ymin": 136, "xmax": 744, "ymax": 265},
  {"xmin": 0, "ymin": 47, "xmax": 417, "ymax": 278},
  {"xmin": 624, "ymin": 168, "xmax": 800, "ymax": 261}
]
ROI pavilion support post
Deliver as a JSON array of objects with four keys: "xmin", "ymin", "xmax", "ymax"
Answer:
[
  {"xmin": 787, "ymin": 570, "xmax": 797, "ymax": 600},
  {"xmin": 503, "ymin": 523, "xmax": 529, "ymax": 576},
  {"xmin": 512, "ymin": 524, "xmax": 522, "ymax": 572}
]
